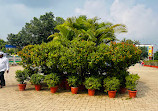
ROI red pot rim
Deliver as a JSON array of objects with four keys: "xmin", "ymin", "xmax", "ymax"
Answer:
[
  {"xmin": 88, "ymin": 89, "xmax": 95, "ymax": 91},
  {"xmin": 71, "ymin": 87, "xmax": 78, "ymax": 88},
  {"xmin": 130, "ymin": 90, "xmax": 137, "ymax": 92},
  {"xmin": 50, "ymin": 86, "xmax": 58, "ymax": 88},
  {"xmin": 108, "ymin": 90, "xmax": 117, "ymax": 92},
  {"xmin": 18, "ymin": 84, "xmax": 26, "ymax": 85}
]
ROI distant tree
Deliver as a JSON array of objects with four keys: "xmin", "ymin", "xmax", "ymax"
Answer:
[
  {"xmin": 0, "ymin": 39, "xmax": 6, "ymax": 51},
  {"xmin": 56, "ymin": 17, "xmax": 65, "ymax": 25},
  {"xmin": 121, "ymin": 38, "xmax": 140, "ymax": 45},
  {"xmin": 154, "ymin": 51, "xmax": 158, "ymax": 60},
  {"xmin": 7, "ymin": 12, "xmax": 65, "ymax": 50},
  {"xmin": 139, "ymin": 46, "xmax": 148, "ymax": 60}
]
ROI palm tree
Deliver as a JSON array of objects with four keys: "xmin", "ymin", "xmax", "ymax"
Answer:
[{"xmin": 49, "ymin": 15, "xmax": 127, "ymax": 45}]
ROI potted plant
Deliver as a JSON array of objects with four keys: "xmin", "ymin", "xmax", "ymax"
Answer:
[
  {"xmin": 15, "ymin": 69, "xmax": 28, "ymax": 91},
  {"xmin": 126, "ymin": 74, "xmax": 140, "ymax": 98},
  {"xmin": 30, "ymin": 74, "xmax": 44, "ymax": 91},
  {"xmin": 84, "ymin": 76, "xmax": 102, "ymax": 96},
  {"xmin": 67, "ymin": 75, "xmax": 81, "ymax": 94},
  {"xmin": 103, "ymin": 77, "xmax": 120, "ymax": 98},
  {"xmin": 44, "ymin": 73, "xmax": 60, "ymax": 93}
]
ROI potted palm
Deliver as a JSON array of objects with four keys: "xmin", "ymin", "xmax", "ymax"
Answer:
[
  {"xmin": 103, "ymin": 77, "xmax": 120, "ymax": 98},
  {"xmin": 44, "ymin": 73, "xmax": 60, "ymax": 93},
  {"xmin": 15, "ymin": 69, "xmax": 28, "ymax": 91},
  {"xmin": 84, "ymin": 76, "xmax": 102, "ymax": 96},
  {"xmin": 30, "ymin": 74, "xmax": 44, "ymax": 91},
  {"xmin": 126, "ymin": 74, "xmax": 140, "ymax": 98},
  {"xmin": 67, "ymin": 75, "xmax": 81, "ymax": 94}
]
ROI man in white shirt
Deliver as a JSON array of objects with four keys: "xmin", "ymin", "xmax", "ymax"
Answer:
[{"xmin": 0, "ymin": 52, "xmax": 9, "ymax": 88}]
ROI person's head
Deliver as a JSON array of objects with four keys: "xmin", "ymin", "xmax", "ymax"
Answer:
[{"xmin": 0, "ymin": 52, "xmax": 4, "ymax": 58}]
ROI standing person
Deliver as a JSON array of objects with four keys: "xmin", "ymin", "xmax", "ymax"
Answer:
[{"xmin": 0, "ymin": 52, "xmax": 9, "ymax": 88}]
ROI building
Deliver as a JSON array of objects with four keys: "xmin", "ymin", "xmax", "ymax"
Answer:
[{"xmin": 136, "ymin": 44, "xmax": 153, "ymax": 60}]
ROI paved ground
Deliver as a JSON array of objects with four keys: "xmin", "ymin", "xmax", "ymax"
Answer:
[{"xmin": 0, "ymin": 64, "xmax": 158, "ymax": 111}]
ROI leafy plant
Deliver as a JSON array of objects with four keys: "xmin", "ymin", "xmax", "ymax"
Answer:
[
  {"xmin": 30, "ymin": 74, "xmax": 44, "ymax": 85},
  {"xmin": 84, "ymin": 76, "xmax": 102, "ymax": 90},
  {"xmin": 144, "ymin": 60, "xmax": 158, "ymax": 66},
  {"xmin": 103, "ymin": 77, "xmax": 120, "ymax": 92},
  {"xmin": 15, "ymin": 69, "xmax": 29, "ymax": 84},
  {"xmin": 118, "ymin": 70, "xmax": 129, "ymax": 88},
  {"xmin": 125, "ymin": 74, "xmax": 140, "ymax": 91},
  {"xmin": 44, "ymin": 73, "xmax": 60, "ymax": 88},
  {"xmin": 67, "ymin": 75, "xmax": 81, "ymax": 87}
]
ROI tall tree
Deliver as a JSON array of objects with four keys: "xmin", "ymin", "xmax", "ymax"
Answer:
[
  {"xmin": 7, "ymin": 12, "xmax": 65, "ymax": 50},
  {"xmin": 154, "ymin": 51, "xmax": 158, "ymax": 60},
  {"xmin": 121, "ymin": 38, "xmax": 140, "ymax": 45},
  {"xmin": 0, "ymin": 39, "xmax": 6, "ymax": 51},
  {"xmin": 139, "ymin": 46, "xmax": 148, "ymax": 60}
]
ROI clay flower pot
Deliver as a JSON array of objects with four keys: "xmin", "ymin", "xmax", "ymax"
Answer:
[
  {"xmin": 35, "ymin": 84, "xmax": 42, "ymax": 91},
  {"xmin": 18, "ymin": 84, "xmax": 26, "ymax": 91},
  {"xmin": 71, "ymin": 87, "xmax": 78, "ymax": 94},
  {"xmin": 128, "ymin": 89, "xmax": 131, "ymax": 95},
  {"xmin": 108, "ymin": 91, "xmax": 117, "ymax": 98},
  {"xmin": 50, "ymin": 86, "xmax": 58, "ymax": 93},
  {"xmin": 129, "ymin": 90, "xmax": 137, "ymax": 98},
  {"xmin": 88, "ymin": 89, "xmax": 95, "ymax": 96},
  {"xmin": 119, "ymin": 87, "xmax": 127, "ymax": 94}
]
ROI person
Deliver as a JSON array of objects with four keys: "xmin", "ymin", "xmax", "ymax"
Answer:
[{"xmin": 0, "ymin": 52, "xmax": 9, "ymax": 88}]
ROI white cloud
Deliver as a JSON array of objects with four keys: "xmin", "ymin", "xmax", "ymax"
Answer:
[
  {"xmin": 74, "ymin": 0, "xmax": 158, "ymax": 47},
  {"xmin": 0, "ymin": 2, "xmax": 53, "ymax": 40},
  {"xmin": 110, "ymin": 0, "xmax": 158, "ymax": 43},
  {"xmin": 75, "ymin": 0, "xmax": 108, "ymax": 20},
  {"xmin": 0, "ymin": 3, "xmax": 31, "ymax": 40}
]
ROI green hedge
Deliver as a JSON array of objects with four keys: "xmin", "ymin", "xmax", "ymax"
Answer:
[{"xmin": 144, "ymin": 60, "xmax": 158, "ymax": 66}]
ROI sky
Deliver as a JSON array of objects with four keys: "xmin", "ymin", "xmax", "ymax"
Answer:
[{"xmin": 0, "ymin": 0, "xmax": 158, "ymax": 51}]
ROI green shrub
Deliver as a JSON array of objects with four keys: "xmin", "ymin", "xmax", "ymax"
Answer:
[
  {"xmin": 84, "ymin": 76, "xmax": 102, "ymax": 90},
  {"xmin": 103, "ymin": 77, "xmax": 120, "ymax": 92},
  {"xmin": 30, "ymin": 74, "xmax": 44, "ymax": 85},
  {"xmin": 144, "ymin": 60, "xmax": 158, "ymax": 66},
  {"xmin": 125, "ymin": 74, "xmax": 140, "ymax": 91},
  {"xmin": 67, "ymin": 75, "xmax": 81, "ymax": 87},
  {"xmin": 44, "ymin": 73, "xmax": 60, "ymax": 88},
  {"xmin": 15, "ymin": 69, "xmax": 29, "ymax": 84}
]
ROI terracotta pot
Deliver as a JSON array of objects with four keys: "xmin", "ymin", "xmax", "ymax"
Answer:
[
  {"xmin": 128, "ymin": 89, "xmax": 131, "ymax": 95},
  {"xmin": 88, "ymin": 89, "xmax": 95, "ymax": 96},
  {"xmin": 108, "ymin": 91, "xmax": 117, "ymax": 98},
  {"xmin": 71, "ymin": 87, "xmax": 78, "ymax": 94},
  {"xmin": 50, "ymin": 86, "xmax": 58, "ymax": 93},
  {"xmin": 18, "ymin": 84, "xmax": 26, "ymax": 91},
  {"xmin": 119, "ymin": 87, "xmax": 127, "ymax": 94},
  {"xmin": 129, "ymin": 90, "xmax": 137, "ymax": 98},
  {"xmin": 35, "ymin": 84, "xmax": 42, "ymax": 91}
]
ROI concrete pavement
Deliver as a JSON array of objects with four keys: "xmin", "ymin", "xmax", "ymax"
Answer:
[{"xmin": 0, "ymin": 64, "xmax": 158, "ymax": 111}]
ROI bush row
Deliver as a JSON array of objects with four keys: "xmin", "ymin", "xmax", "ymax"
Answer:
[{"xmin": 144, "ymin": 60, "xmax": 158, "ymax": 66}]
